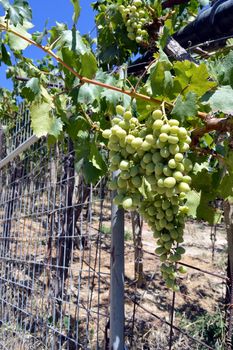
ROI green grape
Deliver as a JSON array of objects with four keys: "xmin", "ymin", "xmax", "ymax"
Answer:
[
  {"xmin": 102, "ymin": 129, "xmax": 111, "ymax": 139},
  {"xmin": 168, "ymin": 135, "xmax": 179, "ymax": 144},
  {"xmin": 122, "ymin": 197, "xmax": 133, "ymax": 210},
  {"xmin": 147, "ymin": 175, "xmax": 157, "ymax": 185},
  {"xmin": 178, "ymin": 266, "xmax": 187, "ymax": 274},
  {"xmin": 168, "ymin": 119, "xmax": 179, "ymax": 127},
  {"xmin": 155, "ymin": 246, "xmax": 167, "ymax": 255},
  {"xmin": 125, "ymin": 134, "xmax": 134, "ymax": 144},
  {"xmin": 152, "ymin": 152, "xmax": 162, "ymax": 163},
  {"xmin": 131, "ymin": 176, "xmax": 142, "ymax": 187},
  {"xmin": 160, "ymin": 147, "xmax": 170, "ymax": 158},
  {"xmin": 118, "ymin": 120, "xmax": 130, "ymax": 130},
  {"xmin": 148, "ymin": 206, "xmax": 156, "ymax": 216},
  {"xmin": 116, "ymin": 128, "xmax": 127, "ymax": 139},
  {"xmin": 141, "ymin": 141, "xmax": 151, "ymax": 151},
  {"xmin": 166, "ymin": 208, "xmax": 173, "ymax": 217},
  {"xmin": 143, "ymin": 153, "xmax": 152, "ymax": 164},
  {"xmin": 145, "ymin": 134, "xmax": 154, "ymax": 144},
  {"xmin": 124, "ymin": 111, "xmax": 132, "ymax": 120},
  {"xmin": 162, "ymin": 200, "xmax": 170, "ymax": 210},
  {"xmin": 168, "ymin": 159, "xmax": 177, "ymax": 169},
  {"xmin": 159, "ymin": 133, "xmax": 169, "ymax": 143},
  {"xmin": 130, "ymin": 165, "xmax": 139, "ymax": 177},
  {"xmin": 154, "ymin": 200, "xmax": 162, "ymax": 208},
  {"xmin": 157, "ymin": 178, "xmax": 164, "ymax": 188},
  {"xmin": 163, "ymin": 166, "xmax": 172, "ymax": 177},
  {"xmin": 178, "ymin": 127, "xmax": 187, "ymax": 138},
  {"xmin": 179, "ymin": 142, "xmax": 189, "ymax": 152},
  {"xmin": 170, "ymin": 125, "xmax": 179, "ymax": 134},
  {"xmin": 176, "ymin": 163, "xmax": 185, "ymax": 172},
  {"xmin": 119, "ymin": 160, "xmax": 130, "ymax": 171},
  {"xmin": 145, "ymin": 162, "xmax": 154, "ymax": 174},
  {"xmin": 161, "ymin": 234, "xmax": 171, "ymax": 242},
  {"xmin": 164, "ymin": 177, "xmax": 176, "ymax": 188},
  {"xmin": 183, "ymin": 158, "xmax": 193, "ymax": 172},
  {"xmin": 153, "ymin": 119, "xmax": 164, "ymax": 130},
  {"xmin": 160, "ymin": 254, "xmax": 168, "ymax": 262},
  {"xmin": 120, "ymin": 171, "xmax": 131, "ymax": 180},
  {"xmin": 173, "ymin": 171, "xmax": 183, "ymax": 182},
  {"xmin": 131, "ymin": 137, "xmax": 143, "ymax": 149},
  {"xmin": 183, "ymin": 175, "xmax": 192, "ymax": 184},
  {"xmin": 161, "ymin": 124, "xmax": 170, "ymax": 134},
  {"xmin": 126, "ymin": 145, "xmax": 135, "ymax": 154},
  {"xmin": 174, "ymin": 153, "xmax": 183, "ymax": 162},
  {"xmin": 117, "ymin": 177, "xmax": 128, "ymax": 189},
  {"xmin": 112, "ymin": 117, "xmax": 121, "ymax": 125},
  {"xmin": 179, "ymin": 206, "xmax": 189, "ymax": 214},
  {"xmin": 152, "ymin": 110, "xmax": 163, "ymax": 120},
  {"xmin": 169, "ymin": 144, "xmax": 180, "ymax": 155},
  {"xmin": 176, "ymin": 246, "xmax": 185, "ymax": 255},
  {"xmin": 178, "ymin": 182, "xmax": 190, "ymax": 193}
]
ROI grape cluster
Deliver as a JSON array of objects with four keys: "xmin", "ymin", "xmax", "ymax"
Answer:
[
  {"xmin": 118, "ymin": 1, "xmax": 151, "ymax": 44},
  {"xmin": 102, "ymin": 105, "xmax": 192, "ymax": 291}
]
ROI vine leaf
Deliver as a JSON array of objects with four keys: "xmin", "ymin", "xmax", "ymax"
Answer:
[
  {"xmin": 171, "ymin": 92, "xmax": 197, "ymax": 122},
  {"xmin": 8, "ymin": 22, "xmax": 33, "ymax": 51},
  {"xmin": 206, "ymin": 85, "xmax": 233, "ymax": 115},
  {"xmin": 21, "ymin": 77, "xmax": 40, "ymax": 101},
  {"xmin": 185, "ymin": 190, "xmax": 200, "ymax": 218},
  {"xmin": 174, "ymin": 61, "xmax": 216, "ymax": 97},
  {"xmin": 0, "ymin": 0, "xmax": 32, "ymax": 25},
  {"xmin": 30, "ymin": 101, "xmax": 63, "ymax": 138},
  {"xmin": 1, "ymin": 43, "xmax": 11, "ymax": 65},
  {"xmin": 208, "ymin": 51, "xmax": 233, "ymax": 88},
  {"xmin": 70, "ymin": 0, "xmax": 81, "ymax": 23}
]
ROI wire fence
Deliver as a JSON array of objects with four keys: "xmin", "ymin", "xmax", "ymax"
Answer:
[{"xmin": 0, "ymin": 106, "xmax": 231, "ymax": 349}]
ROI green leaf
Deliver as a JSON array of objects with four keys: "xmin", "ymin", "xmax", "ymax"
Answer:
[
  {"xmin": 8, "ymin": 22, "xmax": 33, "ymax": 51},
  {"xmin": 1, "ymin": 0, "xmax": 32, "ymax": 25},
  {"xmin": 171, "ymin": 92, "xmax": 198, "ymax": 122},
  {"xmin": 70, "ymin": 0, "xmax": 81, "ymax": 23},
  {"xmin": 149, "ymin": 51, "xmax": 172, "ymax": 97},
  {"xmin": 80, "ymin": 52, "xmax": 97, "ymax": 79},
  {"xmin": 57, "ymin": 30, "xmax": 88, "ymax": 55},
  {"xmin": 1, "ymin": 43, "xmax": 11, "ymax": 65},
  {"xmin": 185, "ymin": 190, "xmax": 201, "ymax": 218},
  {"xmin": 196, "ymin": 191, "xmax": 221, "ymax": 225},
  {"xmin": 217, "ymin": 174, "xmax": 233, "ymax": 199},
  {"xmin": 206, "ymin": 85, "xmax": 233, "ymax": 115},
  {"xmin": 21, "ymin": 77, "xmax": 40, "ymax": 102},
  {"xmin": 173, "ymin": 61, "xmax": 216, "ymax": 97},
  {"xmin": 30, "ymin": 101, "xmax": 63, "ymax": 138},
  {"xmin": 208, "ymin": 51, "xmax": 233, "ymax": 88}
]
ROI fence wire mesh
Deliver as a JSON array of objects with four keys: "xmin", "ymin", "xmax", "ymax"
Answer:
[{"xmin": 0, "ymin": 106, "xmax": 230, "ymax": 350}]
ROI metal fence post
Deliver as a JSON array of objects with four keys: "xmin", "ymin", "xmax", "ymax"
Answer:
[{"xmin": 110, "ymin": 171, "xmax": 125, "ymax": 350}]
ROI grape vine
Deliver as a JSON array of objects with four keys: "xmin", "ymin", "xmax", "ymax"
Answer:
[{"xmin": 0, "ymin": 0, "xmax": 232, "ymax": 292}]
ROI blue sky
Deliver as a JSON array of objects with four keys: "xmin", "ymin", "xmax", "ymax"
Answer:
[{"xmin": 0, "ymin": 0, "xmax": 95, "ymax": 89}]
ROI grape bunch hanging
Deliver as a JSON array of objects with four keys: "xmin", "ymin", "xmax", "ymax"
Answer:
[
  {"xmin": 103, "ymin": 105, "xmax": 192, "ymax": 290},
  {"xmin": 118, "ymin": 0, "xmax": 151, "ymax": 44}
]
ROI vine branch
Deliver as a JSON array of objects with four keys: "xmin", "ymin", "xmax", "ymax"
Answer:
[{"xmin": 192, "ymin": 116, "xmax": 233, "ymax": 145}]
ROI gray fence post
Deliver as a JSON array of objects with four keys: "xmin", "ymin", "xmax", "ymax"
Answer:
[{"xmin": 110, "ymin": 171, "xmax": 125, "ymax": 350}]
